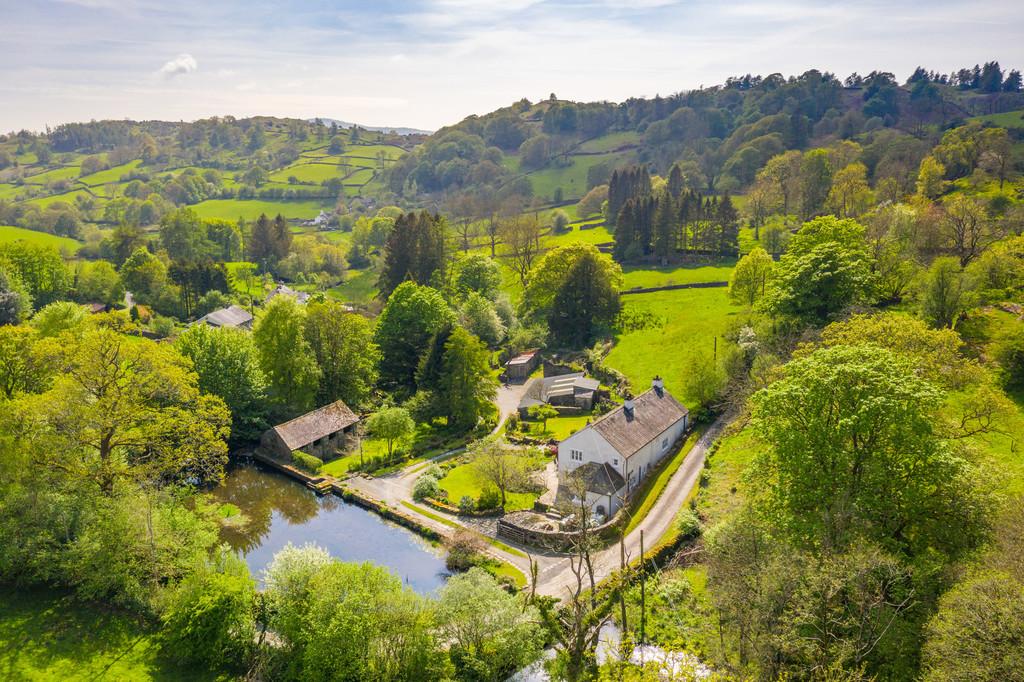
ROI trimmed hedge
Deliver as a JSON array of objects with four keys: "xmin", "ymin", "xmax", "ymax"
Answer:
[{"xmin": 291, "ymin": 450, "xmax": 324, "ymax": 474}]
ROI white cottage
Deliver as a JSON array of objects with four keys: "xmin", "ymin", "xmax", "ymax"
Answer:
[{"xmin": 557, "ymin": 377, "xmax": 688, "ymax": 517}]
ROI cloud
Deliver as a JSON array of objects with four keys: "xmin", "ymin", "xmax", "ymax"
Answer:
[{"xmin": 158, "ymin": 53, "xmax": 198, "ymax": 78}]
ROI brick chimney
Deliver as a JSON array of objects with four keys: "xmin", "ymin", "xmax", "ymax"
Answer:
[
  {"xmin": 652, "ymin": 375, "xmax": 664, "ymax": 396},
  {"xmin": 623, "ymin": 392, "xmax": 635, "ymax": 421}
]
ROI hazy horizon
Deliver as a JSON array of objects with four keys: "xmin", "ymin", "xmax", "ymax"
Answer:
[{"xmin": 2, "ymin": 0, "xmax": 1023, "ymax": 133}]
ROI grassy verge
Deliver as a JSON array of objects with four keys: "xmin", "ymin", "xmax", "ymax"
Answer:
[
  {"xmin": 624, "ymin": 427, "xmax": 705, "ymax": 535},
  {"xmin": 0, "ymin": 586, "xmax": 230, "ymax": 681},
  {"xmin": 399, "ymin": 502, "xmax": 528, "ymax": 559}
]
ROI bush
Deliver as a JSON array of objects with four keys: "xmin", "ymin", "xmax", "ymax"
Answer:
[
  {"xmin": 995, "ymin": 328, "xmax": 1024, "ymax": 390},
  {"xmin": 676, "ymin": 509, "xmax": 702, "ymax": 541},
  {"xmin": 446, "ymin": 530, "xmax": 486, "ymax": 572},
  {"xmin": 423, "ymin": 464, "xmax": 444, "ymax": 479},
  {"xmin": 413, "ymin": 475, "xmax": 440, "ymax": 501},
  {"xmin": 506, "ymin": 413, "xmax": 519, "ymax": 432},
  {"xmin": 477, "ymin": 487, "xmax": 501, "ymax": 511},
  {"xmin": 291, "ymin": 450, "xmax": 323, "ymax": 474},
  {"xmin": 151, "ymin": 315, "xmax": 176, "ymax": 338},
  {"xmin": 458, "ymin": 495, "xmax": 476, "ymax": 514}
]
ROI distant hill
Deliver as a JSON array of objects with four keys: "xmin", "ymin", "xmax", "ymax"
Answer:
[{"xmin": 313, "ymin": 118, "xmax": 433, "ymax": 136}]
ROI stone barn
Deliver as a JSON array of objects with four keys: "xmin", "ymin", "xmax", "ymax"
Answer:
[{"xmin": 260, "ymin": 400, "xmax": 359, "ymax": 460}]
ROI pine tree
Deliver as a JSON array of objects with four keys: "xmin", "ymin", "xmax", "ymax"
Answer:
[
  {"xmin": 652, "ymin": 193, "xmax": 675, "ymax": 262},
  {"xmin": 272, "ymin": 214, "xmax": 292, "ymax": 262},
  {"xmin": 613, "ymin": 201, "xmax": 637, "ymax": 262},
  {"xmin": 248, "ymin": 213, "xmax": 276, "ymax": 269},
  {"xmin": 548, "ymin": 250, "xmax": 621, "ymax": 347},
  {"xmin": 667, "ymin": 163, "xmax": 685, "ymax": 199},
  {"xmin": 715, "ymin": 193, "xmax": 740, "ymax": 256}
]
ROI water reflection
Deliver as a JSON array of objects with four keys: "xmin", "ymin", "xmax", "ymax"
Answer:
[{"xmin": 210, "ymin": 463, "xmax": 449, "ymax": 594}]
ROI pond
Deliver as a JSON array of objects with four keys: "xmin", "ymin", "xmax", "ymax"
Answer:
[{"xmin": 209, "ymin": 463, "xmax": 449, "ymax": 594}]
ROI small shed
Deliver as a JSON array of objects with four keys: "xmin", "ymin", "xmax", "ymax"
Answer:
[
  {"xmin": 505, "ymin": 349, "xmax": 541, "ymax": 381},
  {"xmin": 260, "ymin": 400, "xmax": 360, "ymax": 460}
]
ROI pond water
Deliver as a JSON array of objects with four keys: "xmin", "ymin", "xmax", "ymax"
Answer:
[{"xmin": 210, "ymin": 463, "xmax": 449, "ymax": 594}]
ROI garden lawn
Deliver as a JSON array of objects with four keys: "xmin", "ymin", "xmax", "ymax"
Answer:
[
  {"xmin": 0, "ymin": 586, "xmax": 230, "ymax": 681},
  {"xmin": 525, "ymin": 413, "xmax": 592, "ymax": 441},
  {"xmin": 605, "ymin": 287, "xmax": 742, "ymax": 405},
  {"xmin": 438, "ymin": 450, "xmax": 549, "ymax": 513},
  {"xmin": 0, "ymin": 224, "xmax": 82, "ymax": 252},
  {"xmin": 620, "ymin": 261, "xmax": 735, "ymax": 290},
  {"xmin": 320, "ymin": 438, "xmax": 391, "ymax": 477},
  {"xmin": 191, "ymin": 198, "xmax": 327, "ymax": 221}
]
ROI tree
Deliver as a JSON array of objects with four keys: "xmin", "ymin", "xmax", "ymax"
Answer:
[
  {"xmin": 366, "ymin": 407, "xmax": 414, "ymax": 459},
  {"xmin": 548, "ymin": 248, "xmax": 621, "ymax": 347},
  {"xmin": 374, "ymin": 281, "xmax": 455, "ymax": 391},
  {"xmin": 303, "ymin": 301, "xmax": 380, "ymax": 408},
  {"xmin": 436, "ymin": 567, "xmax": 543, "ymax": 681},
  {"xmin": 577, "ymin": 185, "xmax": 608, "ymax": 219},
  {"xmin": 439, "ymin": 326, "xmax": 498, "ymax": 429},
  {"xmin": 916, "ymin": 155, "xmax": 946, "ymax": 199},
  {"xmin": 525, "ymin": 243, "xmax": 622, "ymax": 321},
  {"xmin": 0, "ymin": 325, "xmax": 50, "ymax": 400},
  {"xmin": 826, "ymin": 162, "xmax": 873, "ymax": 218},
  {"xmin": 751, "ymin": 344, "xmax": 990, "ymax": 558},
  {"xmin": 459, "ymin": 293, "xmax": 505, "ymax": 347},
  {"xmin": 0, "ymin": 242, "xmax": 70, "ymax": 308},
  {"xmin": 919, "ymin": 257, "xmax": 966, "ymax": 329},
  {"xmin": 253, "ymin": 297, "xmax": 320, "ymax": 418},
  {"xmin": 760, "ymin": 150, "xmax": 803, "ymax": 215},
  {"xmin": 499, "ymin": 214, "xmax": 543, "ymax": 287},
  {"xmin": 120, "ymin": 247, "xmax": 170, "ymax": 303},
  {"xmin": 160, "ymin": 208, "xmax": 210, "ymax": 262},
  {"xmin": 0, "ymin": 265, "xmax": 32, "ymax": 324},
  {"xmin": 471, "ymin": 436, "xmax": 529, "ymax": 509},
  {"xmin": 76, "ymin": 260, "xmax": 124, "ymax": 306},
  {"xmin": 378, "ymin": 211, "xmax": 449, "ymax": 298},
  {"xmin": 30, "ymin": 300, "xmax": 87, "ymax": 337},
  {"xmin": 528, "ymin": 403, "xmax": 558, "ymax": 432},
  {"xmin": 158, "ymin": 548, "xmax": 256, "ymax": 668},
  {"xmin": 943, "ymin": 195, "xmax": 994, "ymax": 267},
  {"xmin": 762, "ymin": 241, "xmax": 873, "ymax": 324},
  {"xmin": 248, "ymin": 214, "xmax": 277, "ymax": 269},
  {"xmin": 799, "ymin": 149, "xmax": 832, "ymax": 220},
  {"xmin": 175, "ymin": 324, "xmax": 269, "ymax": 444},
  {"xmin": 729, "ymin": 247, "xmax": 774, "ymax": 307},
  {"xmin": 994, "ymin": 325, "xmax": 1024, "ymax": 390},
  {"xmin": 13, "ymin": 328, "xmax": 231, "ymax": 493},
  {"xmin": 453, "ymin": 254, "xmax": 502, "ymax": 301}
]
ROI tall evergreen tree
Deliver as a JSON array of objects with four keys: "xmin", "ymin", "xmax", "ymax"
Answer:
[
  {"xmin": 548, "ymin": 249, "xmax": 621, "ymax": 347},
  {"xmin": 652, "ymin": 192, "xmax": 676, "ymax": 262},
  {"xmin": 378, "ymin": 211, "xmax": 449, "ymax": 298},
  {"xmin": 715, "ymin": 193, "xmax": 740, "ymax": 256}
]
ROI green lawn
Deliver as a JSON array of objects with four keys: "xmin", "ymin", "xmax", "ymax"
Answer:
[
  {"xmin": 327, "ymin": 267, "xmax": 378, "ymax": 304},
  {"xmin": 969, "ymin": 108, "xmax": 1024, "ymax": 129},
  {"xmin": 437, "ymin": 449, "xmax": 549, "ymax": 512},
  {"xmin": 525, "ymin": 151, "xmax": 626, "ymax": 202},
  {"xmin": 78, "ymin": 160, "xmax": 142, "ymax": 186},
  {"xmin": 605, "ymin": 287, "xmax": 742, "ymax": 404},
  {"xmin": 522, "ymin": 413, "xmax": 592, "ymax": 441},
  {"xmin": 0, "ymin": 586, "xmax": 231, "ymax": 681},
  {"xmin": 268, "ymin": 161, "xmax": 346, "ymax": 183},
  {"xmin": 22, "ymin": 165, "xmax": 81, "ymax": 185},
  {"xmin": 575, "ymin": 130, "xmax": 641, "ymax": 154},
  {"xmin": 191, "ymin": 198, "xmax": 327, "ymax": 221},
  {"xmin": 544, "ymin": 222, "xmax": 613, "ymax": 249},
  {"xmin": 620, "ymin": 261, "xmax": 734, "ymax": 289},
  {"xmin": 320, "ymin": 438, "xmax": 391, "ymax": 477},
  {"xmin": 0, "ymin": 224, "xmax": 82, "ymax": 253}
]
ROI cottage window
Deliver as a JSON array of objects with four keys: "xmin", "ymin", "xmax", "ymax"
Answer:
[
  {"xmin": 662, "ymin": 437, "xmax": 669, "ymax": 450},
  {"xmin": 570, "ymin": 449, "xmax": 583, "ymax": 462},
  {"xmin": 612, "ymin": 458, "xmax": 619, "ymax": 467}
]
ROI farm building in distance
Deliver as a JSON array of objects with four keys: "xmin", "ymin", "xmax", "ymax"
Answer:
[
  {"xmin": 194, "ymin": 304, "xmax": 254, "ymax": 330},
  {"xmin": 518, "ymin": 372, "xmax": 601, "ymax": 418},
  {"xmin": 504, "ymin": 349, "xmax": 541, "ymax": 381},
  {"xmin": 260, "ymin": 400, "xmax": 360, "ymax": 461},
  {"xmin": 557, "ymin": 377, "xmax": 688, "ymax": 518},
  {"xmin": 266, "ymin": 283, "xmax": 311, "ymax": 304}
]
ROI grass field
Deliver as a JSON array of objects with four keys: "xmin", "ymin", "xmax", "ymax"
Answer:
[
  {"xmin": 23, "ymin": 165, "xmax": 81, "ymax": 185},
  {"xmin": 605, "ymin": 287, "xmax": 742, "ymax": 404},
  {"xmin": 620, "ymin": 261, "xmax": 735, "ymax": 289},
  {"xmin": 969, "ymin": 108, "xmax": 1024, "ymax": 129},
  {"xmin": 0, "ymin": 224, "xmax": 82, "ymax": 252},
  {"xmin": 524, "ymin": 151, "xmax": 625, "ymax": 203},
  {"xmin": 544, "ymin": 222, "xmax": 613, "ymax": 249},
  {"xmin": 327, "ymin": 267, "xmax": 378, "ymax": 304},
  {"xmin": 268, "ymin": 161, "xmax": 346, "ymax": 183},
  {"xmin": 0, "ymin": 586, "xmax": 229, "ymax": 681},
  {"xmin": 437, "ymin": 449, "xmax": 549, "ymax": 512},
  {"xmin": 575, "ymin": 130, "xmax": 641, "ymax": 153},
  {"xmin": 191, "ymin": 198, "xmax": 327, "ymax": 221},
  {"xmin": 521, "ymin": 413, "xmax": 592, "ymax": 441},
  {"xmin": 78, "ymin": 160, "xmax": 142, "ymax": 186}
]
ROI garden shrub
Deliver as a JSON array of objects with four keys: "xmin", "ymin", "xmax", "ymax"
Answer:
[
  {"xmin": 675, "ymin": 509, "xmax": 702, "ymax": 541},
  {"xmin": 477, "ymin": 487, "xmax": 501, "ymax": 511},
  {"xmin": 291, "ymin": 450, "xmax": 323, "ymax": 474},
  {"xmin": 458, "ymin": 495, "xmax": 476, "ymax": 514},
  {"xmin": 413, "ymin": 475, "xmax": 440, "ymax": 501},
  {"xmin": 446, "ymin": 530, "xmax": 485, "ymax": 572}
]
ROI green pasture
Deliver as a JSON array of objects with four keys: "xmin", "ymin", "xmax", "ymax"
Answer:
[
  {"xmin": 327, "ymin": 267, "xmax": 378, "ymax": 304},
  {"xmin": 23, "ymin": 188, "xmax": 98, "ymax": 208},
  {"xmin": 969, "ymin": 108, "xmax": 1024, "ymax": 129},
  {"xmin": 78, "ymin": 160, "xmax": 142, "ymax": 186},
  {"xmin": 620, "ymin": 261, "xmax": 735, "ymax": 289},
  {"xmin": 343, "ymin": 168, "xmax": 375, "ymax": 186},
  {"xmin": 268, "ymin": 161, "xmax": 345, "ymax": 184},
  {"xmin": 0, "ymin": 224, "xmax": 82, "ymax": 252},
  {"xmin": 524, "ymin": 151, "xmax": 625, "ymax": 202},
  {"xmin": 22, "ymin": 165, "xmax": 81, "ymax": 185},
  {"xmin": 191, "ymin": 198, "xmax": 327, "ymax": 222},
  {"xmin": 605, "ymin": 287, "xmax": 742, "ymax": 404},
  {"xmin": 575, "ymin": 130, "xmax": 641, "ymax": 153}
]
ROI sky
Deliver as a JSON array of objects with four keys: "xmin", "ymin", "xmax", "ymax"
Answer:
[{"xmin": 1, "ymin": 0, "xmax": 1022, "ymax": 133}]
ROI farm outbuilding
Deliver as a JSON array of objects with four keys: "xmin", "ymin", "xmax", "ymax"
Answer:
[{"xmin": 260, "ymin": 400, "xmax": 360, "ymax": 461}]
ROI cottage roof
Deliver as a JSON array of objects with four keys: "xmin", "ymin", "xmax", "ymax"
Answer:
[
  {"xmin": 266, "ymin": 283, "xmax": 310, "ymax": 304},
  {"xmin": 196, "ymin": 305, "xmax": 253, "ymax": 328},
  {"xmin": 519, "ymin": 372, "xmax": 600, "ymax": 409},
  {"xmin": 571, "ymin": 461, "xmax": 626, "ymax": 496},
  {"xmin": 590, "ymin": 388, "xmax": 688, "ymax": 459},
  {"xmin": 270, "ymin": 400, "xmax": 359, "ymax": 451}
]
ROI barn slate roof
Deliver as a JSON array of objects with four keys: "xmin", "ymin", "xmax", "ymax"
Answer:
[
  {"xmin": 270, "ymin": 400, "xmax": 359, "ymax": 451},
  {"xmin": 571, "ymin": 462, "xmax": 626, "ymax": 495},
  {"xmin": 590, "ymin": 388, "xmax": 688, "ymax": 459},
  {"xmin": 196, "ymin": 305, "xmax": 253, "ymax": 328}
]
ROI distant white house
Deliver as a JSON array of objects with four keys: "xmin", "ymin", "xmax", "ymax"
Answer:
[
  {"xmin": 557, "ymin": 377, "xmax": 688, "ymax": 518},
  {"xmin": 305, "ymin": 210, "xmax": 330, "ymax": 227},
  {"xmin": 266, "ymin": 283, "xmax": 310, "ymax": 304},
  {"xmin": 194, "ymin": 304, "xmax": 254, "ymax": 330}
]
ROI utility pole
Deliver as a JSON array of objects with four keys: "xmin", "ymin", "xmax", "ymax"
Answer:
[{"xmin": 639, "ymin": 529, "xmax": 646, "ymax": 647}]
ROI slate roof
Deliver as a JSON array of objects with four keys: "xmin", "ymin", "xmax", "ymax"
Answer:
[
  {"xmin": 519, "ymin": 372, "xmax": 600, "ymax": 409},
  {"xmin": 590, "ymin": 388, "xmax": 688, "ymax": 459},
  {"xmin": 196, "ymin": 305, "xmax": 253, "ymax": 328},
  {"xmin": 270, "ymin": 400, "xmax": 359, "ymax": 451},
  {"xmin": 266, "ymin": 283, "xmax": 310, "ymax": 304},
  {"xmin": 571, "ymin": 461, "xmax": 626, "ymax": 495},
  {"xmin": 507, "ymin": 349, "xmax": 539, "ymax": 367}
]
